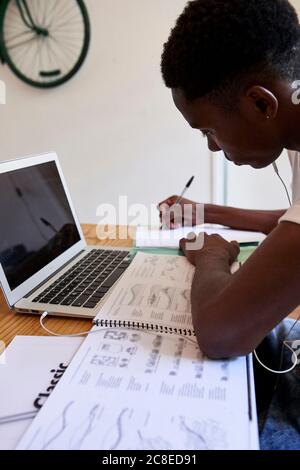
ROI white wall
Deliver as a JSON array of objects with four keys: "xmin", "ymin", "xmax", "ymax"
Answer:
[
  {"xmin": 225, "ymin": 151, "xmax": 293, "ymax": 210},
  {"xmin": 292, "ymin": 0, "xmax": 300, "ymax": 10},
  {"xmin": 0, "ymin": 0, "xmax": 211, "ymax": 225}
]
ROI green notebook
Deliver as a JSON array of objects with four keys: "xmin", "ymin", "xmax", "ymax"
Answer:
[{"xmin": 130, "ymin": 244, "xmax": 257, "ymax": 265}]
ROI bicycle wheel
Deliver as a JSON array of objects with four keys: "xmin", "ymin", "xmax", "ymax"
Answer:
[{"xmin": 0, "ymin": 0, "xmax": 90, "ymax": 88}]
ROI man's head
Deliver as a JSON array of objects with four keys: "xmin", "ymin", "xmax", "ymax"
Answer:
[{"xmin": 161, "ymin": 0, "xmax": 300, "ymax": 168}]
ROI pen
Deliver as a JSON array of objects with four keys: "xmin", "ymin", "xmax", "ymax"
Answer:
[
  {"xmin": 160, "ymin": 176, "xmax": 195, "ymax": 230},
  {"xmin": 0, "ymin": 410, "xmax": 38, "ymax": 425},
  {"xmin": 246, "ymin": 355, "xmax": 253, "ymax": 421},
  {"xmin": 174, "ymin": 176, "xmax": 195, "ymax": 206}
]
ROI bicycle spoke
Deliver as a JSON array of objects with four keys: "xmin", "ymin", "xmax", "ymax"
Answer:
[
  {"xmin": 35, "ymin": 36, "xmax": 43, "ymax": 81},
  {"xmin": 50, "ymin": 35, "xmax": 80, "ymax": 63},
  {"xmin": 36, "ymin": 38, "xmax": 48, "ymax": 82},
  {"xmin": 6, "ymin": 35, "xmax": 37, "ymax": 51},
  {"xmin": 51, "ymin": 19, "xmax": 84, "ymax": 32},
  {"xmin": 27, "ymin": 0, "xmax": 43, "ymax": 28},
  {"xmin": 23, "ymin": 36, "xmax": 40, "ymax": 80},
  {"xmin": 15, "ymin": 36, "xmax": 37, "ymax": 76},
  {"xmin": 34, "ymin": 0, "xmax": 43, "ymax": 26},
  {"xmin": 49, "ymin": 36, "xmax": 74, "ymax": 73},
  {"xmin": 48, "ymin": 36, "xmax": 62, "ymax": 69},
  {"xmin": 48, "ymin": 2, "xmax": 78, "ymax": 28},
  {"xmin": 47, "ymin": 0, "xmax": 66, "ymax": 29},
  {"xmin": 6, "ymin": 2, "xmax": 25, "ymax": 22},
  {"xmin": 52, "ymin": 31, "xmax": 84, "ymax": 38},
  {"xmin": 5, "ymin": 29, "xmax": 33, "ymax": 44}
]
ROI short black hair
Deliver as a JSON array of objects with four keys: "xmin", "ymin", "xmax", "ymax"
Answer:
[{"xmin": 161, "ymin": 0, "xmax": 300, "ymax": 104}]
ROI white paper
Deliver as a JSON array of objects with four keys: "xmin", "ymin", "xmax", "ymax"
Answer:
[
  {"xmin": 247, "ymin": 354, "xmax": 260, "ymax": 450},
  {"xmin": 16, "ymin": 254, "xmax": 258, "ymax": 450},
  {"xmin": 136, "ymin": 224, "xmax": 265, "ymax": 248},
  {"xmin": 0, "ymin": 336, "xmax": 83, "ymax": 450},
  {"xmin": 17, "ymin": 329, "xmax": 255, "ymax": 450}
]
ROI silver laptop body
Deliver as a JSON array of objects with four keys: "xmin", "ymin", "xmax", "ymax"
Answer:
[{"xmin": 0, "ymin": 152, "xmax": 131, "ymax": 319}]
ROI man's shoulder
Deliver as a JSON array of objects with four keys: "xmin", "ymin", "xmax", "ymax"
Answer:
[
  {"xmin": 285, "ymin": 149, "xmax": 300, "ymax": 207},
  {"xmin": 286, "ymin": 149, "xmax": 300, "ymax": 165}
]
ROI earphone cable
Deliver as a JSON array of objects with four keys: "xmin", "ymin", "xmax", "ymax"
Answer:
[{"xmin": 253, "ymin": 162, "xmax": 299, "ymax": 374}]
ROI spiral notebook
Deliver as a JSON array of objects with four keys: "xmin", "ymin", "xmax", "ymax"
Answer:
[
  {"xmin": 17, "ymin": 252, "xmax": 258, "ymax": 450},
  {"xmin": 93, "ymin": 251, "xmax": 239, "ymax": 336}
]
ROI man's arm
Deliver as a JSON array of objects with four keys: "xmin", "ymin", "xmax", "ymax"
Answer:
[
  {"xmin": 205, "ymin": 204, "xmax": 286, "ymax": 235},
  {"xmin": 180, "ymin": 221, "xmax": 300, "ymax": 359},
  {"xmin": 158, "ymin": 196, "xmax": 286, "ymax": 234}
]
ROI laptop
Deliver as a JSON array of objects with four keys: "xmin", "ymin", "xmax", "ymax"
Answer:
[{"xmin": 0, "ymin": 152, "xmax": 132, "ymax": 318}]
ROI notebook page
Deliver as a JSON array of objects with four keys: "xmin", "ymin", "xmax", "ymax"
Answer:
[
  {"xmin": 136, "ymin": 225, "xmax": 265, "ymax": 248},
  {"xmin": 95, "ymin": 252, "xmax": 196, "ymax": 333},
  {"xmin": 94, "ymin": 252, "xmax": 240, "ymax": 332},
  {"xmin": 17, "ymin": 328, "xmax": 254, "ymax": 450}
]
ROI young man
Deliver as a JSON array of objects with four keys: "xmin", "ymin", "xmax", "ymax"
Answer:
[{"xmin": 160, "ymin": 0, "xmax": 300, "ymax": 449}]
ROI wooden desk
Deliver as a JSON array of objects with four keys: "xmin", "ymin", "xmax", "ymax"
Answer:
[
  {"xmin": 1, "ymin": 224, "xmax": 299, "ymax": 347},
  {"xmin": 0, "ymin": 225, "xmax": 134, "ymax": 347}
]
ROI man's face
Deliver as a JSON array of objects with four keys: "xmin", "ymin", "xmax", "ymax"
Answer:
[{"xmin": 172, "ymin": 88, "xmax": 284, "ymax": 169}]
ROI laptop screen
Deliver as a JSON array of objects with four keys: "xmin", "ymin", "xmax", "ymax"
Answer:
[{"xmin": 0, "ymin": 161, "xmax": 81, "ymax": 291}]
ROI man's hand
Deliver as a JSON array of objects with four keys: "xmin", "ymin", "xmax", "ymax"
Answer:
[
  {"xmin": 179, "ymin": 232, "xmax": 240, "ymax": 267},
  {"xmin": 158, "ymin": 195, "xmax": 200, "ymax": 228}
]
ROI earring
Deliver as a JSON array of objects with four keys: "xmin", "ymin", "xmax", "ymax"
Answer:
[{"xmin": 266, "ymin": 115, "xmax": 271, "ymax": 119}]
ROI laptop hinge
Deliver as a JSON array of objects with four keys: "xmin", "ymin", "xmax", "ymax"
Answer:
[{"xmin": 23, "ymin": 250, "xmax": 86, "ymax": 298}]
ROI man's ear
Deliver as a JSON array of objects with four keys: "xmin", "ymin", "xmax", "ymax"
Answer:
[{"xmin": 241, "ymin": 85, "xmax": 279, "ymax": 121}]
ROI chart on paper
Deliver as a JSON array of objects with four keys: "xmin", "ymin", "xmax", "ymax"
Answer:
[
  {"xmin": 95, "ymin": 253, "xmax": 195, "ymax": 331},
  {"xmin": 17, "ymin": 328, "xmax": 251, "ymax": 450}
]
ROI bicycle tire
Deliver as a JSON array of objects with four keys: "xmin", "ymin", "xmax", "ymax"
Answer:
[{"xmin": 0, "ymin": 0, "xmax": 91, "ymax": 88}]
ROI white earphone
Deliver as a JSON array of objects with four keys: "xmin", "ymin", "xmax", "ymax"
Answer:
[
  {"xmin": 272, "ymin": 161, "xmax": 279, "ymax": 175},
  {"xmin": 272, "ymin": 160, "xmax": 292, "ymax": 207},
  {"xmin": 253, "ymin": 160, "xmax": 296, "ymax": 374}
]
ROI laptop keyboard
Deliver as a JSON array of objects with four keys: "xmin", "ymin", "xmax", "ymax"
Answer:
[{"xmin": 32, "ymin": 249, "xmax": 131, "ymax": 309}]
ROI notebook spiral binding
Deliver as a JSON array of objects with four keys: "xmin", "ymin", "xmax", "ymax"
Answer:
[{"xmin": 92, "ymin": 319, "xmax": 195, "ymax": 337}]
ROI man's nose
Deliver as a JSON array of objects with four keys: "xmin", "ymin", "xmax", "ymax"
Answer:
[{"xmin": 207, "ymin": 136, "xmax": 222, "ymax": 152}]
